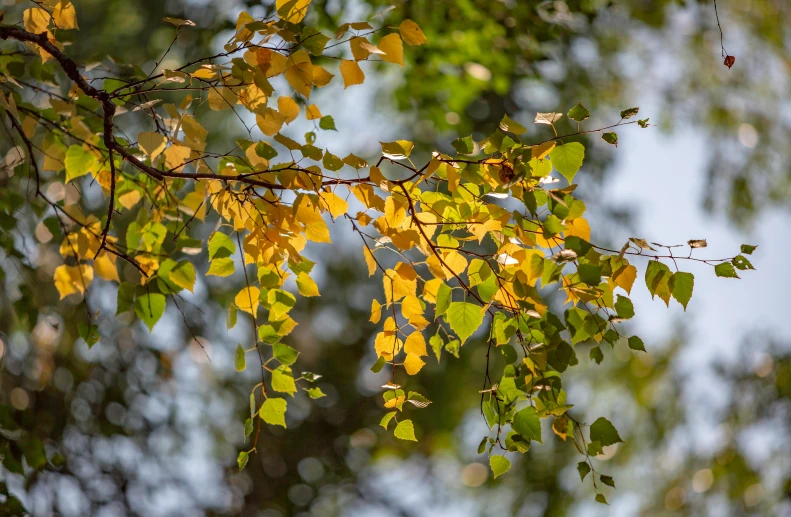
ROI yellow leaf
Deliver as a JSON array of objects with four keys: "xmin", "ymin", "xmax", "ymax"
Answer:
[
  {"xmin": 164, "ymin": 144, "xmax": 192, "ymax": 172},
  {"xmin": 564, "ymin": 217, "xmax": 590, "ymax": 241},
  {"xmin": 384, "ymin": 197, "xmax": 406, "ymax": 228},
  {"xmin": 613, "ymin": 264, "xmax": 637, "ymax": 294},
  {"xmin": 399, "ymin": 20, "xmax": 428, "ymax": 46},
  {"xmin": 441, "ymin": 250, "xmax": 467, "ymax": 279},
  {"xmin": 285, "ymin": 62, "xmax": 313, "ymax": 98},
  {"xmin": 422, "ymin": 278, "xmax": 443, "ymax": 303},
  {"xmin": 404, "ymin": 332, "xmax": 427, "ymax": 357},
  {"xmin": 94, "ymin": 251, "xmax": 119, "ymax": 282},
  {"xmin": 208, "ymin": 86, "xmax": 239, "ymax": 110},
  {"xmin": 235, "ymin": 286, "xmax": 261, "ymax": 315},
  {"xmin": 349, "ymin": 37, "xmax": 371, "ymax": 61},
  {"xmin": 276, "ymin": 0, "xmax": 311, "ymax": 23},
  {"xmin": 378, "ymin": 34, "xmax": 404, "ymax": 66},
  {"xmin": 395, "ymin": 262, "xmax": 417, "ymax": 281},
  {"xmin": 190, "ymin": 68, "xmax": 217, "ymax": 80},
  {"xmin": 117, "ymin": 190, "xmax": 142, "ymax": 210},
  {"xmin": 181, "ymin": 115, "xmax": 208, "ymax": 151},
  {"xmin": 339, "ymin": 59, "xmax": 365, "ymax": 88},
  {"xmin": 403, "ymin": 353, "xmax": 425, "ymax": 375},
  {"xmin": 374, "ymin": 331, "xmax": 402, "ymax": 360},
  {"xmin": 532, "ymin": 141, "xmax": 556, "ymax": 160},
  {"xmin": 138, "ymin": 132, "xmax": 167, "ymax": 160},
  {"xmin": 256, "ymin": 108, "xmax": 286, "ymax": 137},
  {"xmin": 319, "ymin": 190, "xmax": 348, "ymax": 218},
  {"xmin": 370, "ymin": 299, "xmax": 382, "ymax": 324},
  {"xmin": 277, "ymin": 96, "xmax": 300, "ymax": 124},
  {"xmin": 401, "ymin": 295, "xmax": 423, "ymax": 319},
  {"xmin": 363, "ymin": 245, "xmax": 377, "ymax": 276},
  {"xmin": 24, "ymin": 8, "xmax": 51, "ymax": 34},
  {"xmin": 53, "ymin": 264, "xmax": 93, "ymax": 299},
  {"xmin": 305, "ymin": 104, "xmax": 322, "ymax": 120},
  {"xmin": 312, "ymin": 65, "xmax": 334, "ymax": 87},
  {"xmin": 296, "ymin": 272, "xmax": 320, "ymax": 297},
  {"xmin": 53, "ymin": 2, "xmax": 79, "ymax": 30}
]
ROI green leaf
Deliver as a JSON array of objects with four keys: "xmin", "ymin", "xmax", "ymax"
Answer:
[
  {"xmin": 645, "ymin": 260, "xmax": 671, "ymax": 299},
  {"xmin": 578, "ymin": 263, "xmax": 601, "ymax": 287},
  {"xmin": 260, "ymin": 397, "xmax": 287, "ymax": 427},
  {"xmin": 394, "ymin": 419, "xmax": 417, "ymax": 441},
  {"xmin": 499, "ymin": 114, "xmax": 526, "ymax": 135},
  {"xmin": 489, "ymin": 455, "xmax": 511, "ymax": 478},
  {"xmin": 134, "ymin": 292, "xmax": 166, "ymax": 332},
  {"xmin": 614, "ymin": 295, "xmax": 634, "ymax": 319},
  {"xmin": 322, "ymin": 151, "xmax": 343, "ymax": 171},
  {"xmin": 595, "ymin": 494, "xmax": 608, "ymax": 505},
  {"xmin": 237, "ymin": 451, "xmax": 249, "ymax": 470},
  {"xmin": 600, "ymin": 475, "xmax": 616, "ymax": 488},
  {"xmin": 370, "ymin": 355, "xmax": 386, "ymax": 373},
  {"xmin": 732, "ymin": 255, "xmax": 754, "ymax": 270},
  {"xmin": 169, "ymin": 260, "xmax": 196, "ymax": 292},
  {"xmin": 715, "ymin": 262, "xmax": 740, "ymax": 279},
  {"xmin": 740, "ymin": 244, "xmax": 757, "ymax": 255},
  {"xmin": 78, "ymin": 322, "xmax": 99, "ymax": 348},
  {"xmin": 64, "ymin": 145, "xmax": 98, "ymax": 182},
  {"xmin": 549, "ymin": 142, "xmax": 585, "ymax": 183},
  {"xmin": 628, "ymin": 335, "xmax": 645, "ymax": 352},
  {"xmin": 380, "ymin": 411, "xmax": 397, "ymax": 430},
  {"xmin": 451, "ymin": 135, "xmax": 474, "ymax": 154},
  {"xmin": 208, "ymin": 232, "xmax": 236, "ymax": 260},
  {"xmin": 668, "ymin": 271, "xmax": 694, "ymax": 310},
  {"xmin": 477, "ymin": 437, "xmax": 488, "ymax": 455},
  {"xmin": 434, "ymin": 282, "xmax": 452, "ymax": 319},
  {"xmin": 300, "ymin": 26, "xmax": 330, "ymax": 55},
  {"xmin": 587, "ymin": 441, "xmax": 603, "ymax": 456},
  {"xmin": 307, "ymin": 387, "xmax": 326, "ymax": 399},
  {"xmin": 601, "ymin": 132, "xmax": 618, "ymax": 146},
  {"xmin": 272, "ymin": 366, "xmax": 297, "ymax": 395},
  {"xmin": 273, "ymin": 343, "xmax": 299, "ymax": 365},
  {"xmin": 590, "ymin": 346, "xmax": 604, "ymax": 364},
  {"xmin": 446, "ymin": 301, "xmax": 484, "ymax": 344},
  {"xmin": 590, "ymin": 417, "xmax": 623, "ymax": 446},
  {"xmin": 234, "ymin": 344, "xmax": 246, "ymax": 372},
  {"xmin": 255, "ymin": 141, "xmax": 278, "ymax": 160},
  {"xmin": 577, "ymin": 461, "xmax": 591, "ymax": 481},
  {"xmin": 117, "ymin": 283, "xmax": 135, "ymax": 315},
  {"xmin": 620, "ymin": 107, "xmax": 639, "ymax": 119},
  {"xmin": 638, "ymin": 118, "xmax": 650, "ymax": 128},
  {"xmin": 319, "ymin": 115, "xmax": 336, "ymax": 131},
  {"xmin": 207, "ymin": 257, "xmax": 235, "ymax": 277},
  {"xmin": 512, "ymin": 406, "xmax": 542, "ymax": 443},
  {"xmin": 567, "ymin": 102, "xmax": 590, "ymax": 122}
]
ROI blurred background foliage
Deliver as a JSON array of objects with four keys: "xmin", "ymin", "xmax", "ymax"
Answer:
[{"xmin": 1, "ymin": 0, "xmax": 790, "ymax": 515}]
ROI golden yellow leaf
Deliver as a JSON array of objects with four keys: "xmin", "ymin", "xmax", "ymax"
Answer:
[
  {"xmin": 339, "ymin": 59, "xmax": 365, "ymax": 89},
  {"xmin": 399, "ymin": 20, "xmax": 428, "ymax": 46},
  {"xmin": 374, "ymin": 331, "xmax": 402, "ymax": 360},
  {"xmin": 53, "ymin": 2, "xmax": 79, "ymax": 30},
  {"xmin": 164, "ymin": 144, "xmax": 192, "ymax": 172},
  {"xmin": 422, "ymin": 278, "xmax": 443, "ymax": 303},
  {"xmin": 53, "ymin": 264, "xmax": 94, "ymax": 299},
  {"xmin": 532, "ymin": 141, "xmax": 556, "ymax": 160},
  {"xmin": 235, "ymin": 286, "xmax": 261, "ymax": 315},
  {"xmin": 564, "ymin": 217, "xmax": 590, "ymax": 241},
  {"xmin": 312, "ymin": 65, "xmax": 334, "ymax": 87},
  {"xmin": 256, "ymin": 108, "xmax": 286, "ymax": 137},
  {"xmin": 403, "ymin": 353, "xmax": 425, "ymax": 375},
  {"xmin": 277, "ymin": 96, "xmax": 300, "ymax": 124},
  {"xmin": 319, "ymin": 190, "xmax": 348, "ymax": 218},
  {"xmin": 404, "ymin": 332, "xmax": 428, "ymax": 357},
  {"xmin": 276, "ymin": 0, "xmax": 311, "ymax": 23},
  {"xmin": 370, "ymin": 299, "xmax": 382, "ymax": 324},
  {"xmin": 401, "ymin": 295, "xmax": 423, "ymax": 319},
  {"xmin": 94, "ymin": 251, "xmax": 119, "ymax": 282},
  {"xmin": 613, "ymin": 264, "xmax": 637, "ymax": 294},
  {"xmin": 190, "ymin": 68, "xmax": 217, "ymax": 80},
  {"xmin": 378, "ymin": 34, "xmax": 404, "ymax": 66},
  {"xmin": 285, "ymin": 62, "xmax": 313, "ymax": 98},
  {"xmin": 363, "ymin": 245, "xmax": 377, "ymax": 276},
  {"xmin": 208, "ymin": 86, "xmax": 239, "ymax": 110},
  {"xmin": 441, "ymin": 250, "xmax": 467, "ymax": 279},
  {"xmin": 138, "ymin": 132, "xmax": 167, "ymax": 160},
  {"xmin": 349, "ymin": 37, "xmax": 371, "ymax": 61},
  {"xmin": 24, "ymin": 8, "xmax": 51, "ymax": 34},
  {"xmin": 305, "ymin": 104, "xmax": 322, "ymax": 120},
  {"xmin": 117, "ymin": 190, "xmax": 142, "ymax": 210}
]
